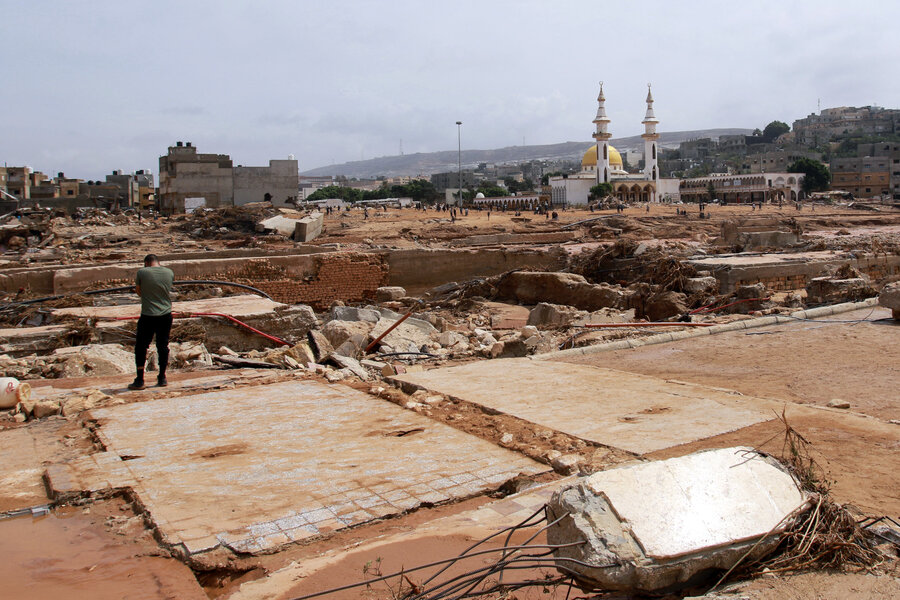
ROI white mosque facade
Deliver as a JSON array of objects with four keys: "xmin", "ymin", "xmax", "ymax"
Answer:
[{"xmin": 549, "ymin": 84, "xmax": 681, "ymax": 206}]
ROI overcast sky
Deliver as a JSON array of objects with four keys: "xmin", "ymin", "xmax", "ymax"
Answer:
[{"xmin": 2, "ymin": 0, "xmax": 898, "ymax": 179}]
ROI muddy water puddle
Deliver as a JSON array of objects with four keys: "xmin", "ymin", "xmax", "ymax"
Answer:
[{"xmin": 0, "ymin": 505, "xmax": 205, "ymax": 599}]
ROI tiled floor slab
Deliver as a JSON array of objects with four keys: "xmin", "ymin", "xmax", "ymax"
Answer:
[
  {"xmin": 49, "ymin": 380, "xmax": 543, "ymax": 555},
  {"xmin": 391, "ymin": 359, "xmax": 772, "ymax": 455}
]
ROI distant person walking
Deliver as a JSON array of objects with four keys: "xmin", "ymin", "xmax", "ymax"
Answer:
[{"xmin": 129, "ymin": 254, "xmax": 174, "ymax": 390}]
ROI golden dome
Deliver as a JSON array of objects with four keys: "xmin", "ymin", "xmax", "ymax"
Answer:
[{"xmin": 581, "ymin": 144, "xmax": 623, "ymax": 168}]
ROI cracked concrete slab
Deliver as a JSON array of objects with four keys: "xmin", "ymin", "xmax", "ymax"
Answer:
[
  {"xmin": 390, "ymin": 359, "xmax": 772, "ymax": 455},
  {"xmin": 45, "ymin": 380, "xmax": 543, "ymax": 556}
]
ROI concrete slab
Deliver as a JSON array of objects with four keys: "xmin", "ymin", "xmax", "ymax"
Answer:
[
  {"xmin": 46, "ymin": 380, "xmax": 543, "ymax": 556},
  {"xmin": 548, "ymin": 447, "xmax": 807, "ymax": 592},
  {"xmin": 52, "ymin": 294, "xmax": 286, "ymax": 319},
  {"xmin": 0, "ymin": 427, "xmax": 52, "ymax": 512},
  {"xmin": 390, "ymin": 359, "xmax": 771, "ymax": 455},
  {"xmin": 584, "ymin": 447, "xmax": 804, "ymax": 559}
]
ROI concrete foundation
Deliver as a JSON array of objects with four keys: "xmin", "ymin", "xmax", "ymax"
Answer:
[
  {"xmin": 390, "ymin": 359, "xmax": 772, "ymax": 455},
  {"xmin": 45, "ymin": 380, "xmax": 544, "ymax": 557}
]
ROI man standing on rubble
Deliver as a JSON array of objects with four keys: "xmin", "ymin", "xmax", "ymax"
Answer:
[{"xmin": 129, "ymin": 254, "xmax": 174, "ymax": 390}]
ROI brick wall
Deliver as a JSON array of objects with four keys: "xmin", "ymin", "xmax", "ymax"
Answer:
[{"xmin": 208, "ymin": 253, "xmax": 388, "ymax": 309}]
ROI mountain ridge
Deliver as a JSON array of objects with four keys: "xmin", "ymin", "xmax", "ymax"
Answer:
[{"xmin": 300, "ymin": 128, "xmax": 754, "ymax": 178}]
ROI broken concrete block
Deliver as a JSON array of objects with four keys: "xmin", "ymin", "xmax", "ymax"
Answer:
[
  {"xmin": 878, "ymin": 282, "xmax": 900, "ymax": 320},
  {"xmin": 33, "ymin": 400, "xmax": 61, "ymax": 419},
  {"xmin": 375, "ymin": 286, "xmax": 407, "ymax": 301},
  {"xmin": 360, "ymin": 359, "xmax": 387, "ymax": 371},
  {"xmin": 806, "ymin": 277, "xmax": 876, "ymax": 305},
  {"xmin": 498, "ymin": 339, "xmax": 528, "ymax": 358},
  {"xmin": 488, "ymin": 341, "xmax": 505, "ymax": 358},
  {"xmin": 520, "ymin": 325, "xmax": 540, "ymax": 338},
  {"xmin": 523, "ymin": 335, "xmax": 540, "ymax": 349},
  {"xmin": 329, "ymin": 306, "xmax": 382, "ymax": 323},
  {"xmin": 684, "ymin": 276, "xmax": 718, "ymax": 294},
  {"xmin": 257, "ymin": 215, "xmax": 302, "ymax": 236},
  {"xmin": 170, "ymin": 341, "xmax": 212, "ymax": 367},
  {"xmin": 327, "ymin": 354, "xmax": 370, "ymax": 381},
  {"xmin": 306, "ymin": 330, "xmax": 334, "ymax": 362},
  {"xmin": 324, "ymin": 368, "xmax": 347, "ymax": 383},
  {"xmin": 547, "ymin": 447, "xmax": 807, "ymax": 593},
  {"xmin": 381, "ymin": 363, "xmax": 397, "ymax": 377},
  {"xmin": 422, "ymin": 395, "xmax": 444, "ymax": 406},
  {"xmin": 368, "ymin": 319, "xmax": 432, "ymax": 351},
  {"xmin": 61, "ymin": 390, "xmax": 111, "ymax": 417},
  {"xmin": 322, "ymin": 320, "xmax": 375, "ymax": 349},
  {"xmin": 333, "ymin": 333, "xmax": 367, "ymax": 359},
  {"xmin": 293, "ymin": 212, "xmax": 323, "ymax": 242},
  {"xmin": 642, "ymin": 291, "xmax": 689, "ymax": 321},
  {"xmin": 827, "ymin": 399, "xmax": 851, "ymax": 409},
  {"xmin": 438, "ymin": 330, "xmax": 469, "ymax": 348},
  {"xmin": 527, "ymin": 302, "xmax": 579, "ymax": 328},
  {"xmin": 551, "ymin": 454, "xmax": 583, "ymax": 475},
  {"xmin": 497, "ymin": 272, "xmax": 628, "ymax": 311},
  {"xmin": 54, "ymin": 344, "xmax": 134, "ymax": 378}
]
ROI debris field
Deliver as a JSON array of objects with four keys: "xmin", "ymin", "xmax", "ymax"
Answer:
[{"xmin": 1, "ymin": 200, "xmax": 899, "ymax": 599}]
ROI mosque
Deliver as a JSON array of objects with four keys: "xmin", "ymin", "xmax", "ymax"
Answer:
[{"xmin": 549, "ymin": 83, "xmax": 680, "ymax": 206}]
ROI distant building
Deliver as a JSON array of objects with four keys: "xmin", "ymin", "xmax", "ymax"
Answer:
[
  {"xmin": 718, "ymin": 134, "xmax": 748, "ymax": 155},
  {"xmin": 679, "ymin": 138, "xmax": 716, "ymax": 160},
  {"xmin": 679, "ymin": 172, "xmax": 804, "ymax": 204},
  {"xmin": 158, "ymin": 142, "xmax": 298, "ymax": 214},
  {"xmin": 299, "ymin": 175, "xmax": 334, "ymax": 200},
  {"xmin": 831, "ymin": 156, "xmax": 891, "ymax": 198},
  {"xmin": 431, "ymin": 170, "xmax": 477, "ymax": 191},
  {"xmin": 105, "ymin": 169, "xmax": 154, "ymax": 208},
  {"xmin": 745, "ymin": 150, "xmax": 822, "ymax": 174},
  {"xmin": 5, "ymin": 166, "xmax": 33, "ymax": 199}
]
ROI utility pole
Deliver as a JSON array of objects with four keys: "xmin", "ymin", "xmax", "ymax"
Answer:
[{"xmin": 456, "ymin": 121, "xmax": 462, "ymax": 204}]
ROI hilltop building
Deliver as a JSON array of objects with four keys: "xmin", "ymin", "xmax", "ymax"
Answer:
[
  {"xmin": 549, "ymin": 84, "xmax": 680, "ymax": 205},
  {"xmin": 792, "ymin": 106, "xmax": 899, "ymax": 146}
]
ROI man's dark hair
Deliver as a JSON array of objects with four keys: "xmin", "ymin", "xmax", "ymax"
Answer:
[{"xmin": 144, "ymin": 254, "xmax": 160, "ymax": 266}]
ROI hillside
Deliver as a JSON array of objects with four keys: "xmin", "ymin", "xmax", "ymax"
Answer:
[{"xmin": 300, "ymin": 128, "xmax": 753, "ymax": 178}]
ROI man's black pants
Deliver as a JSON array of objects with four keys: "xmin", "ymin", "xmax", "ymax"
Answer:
[{"xmin": 135, "ymin": 313, "xmax": 173, "ymax": 377}]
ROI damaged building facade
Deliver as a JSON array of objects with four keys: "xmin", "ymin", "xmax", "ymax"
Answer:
[{"xmin": 158, "ymin": 142, "xmax": 299, "ymax": 214}]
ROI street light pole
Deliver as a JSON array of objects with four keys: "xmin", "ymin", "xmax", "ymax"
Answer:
[{"xmin": 456, "ymin": 121, "xmax": 462, "ymax": 205}]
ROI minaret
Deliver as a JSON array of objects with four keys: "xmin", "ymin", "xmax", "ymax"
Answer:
[
  {"xmin": 642, "ymin": 84, "xmax": 660, "ymax": 186},
  {"xmin": 592, "ymin": 82, "xmax": 612, "ymax": 184}
]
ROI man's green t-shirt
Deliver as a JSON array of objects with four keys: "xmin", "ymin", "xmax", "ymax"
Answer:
[{"xmin": 135, "ymin": 266, "xmax": 174, "ymax": 316}]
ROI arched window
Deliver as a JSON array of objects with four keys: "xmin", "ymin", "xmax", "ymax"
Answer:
[
  {"xmin": 652, "ymin": 144, "xmax": 656, "ymax": 160},
  {"xmin": 603, "ymin": 145, "xmax": 607, "ymax": 160}
]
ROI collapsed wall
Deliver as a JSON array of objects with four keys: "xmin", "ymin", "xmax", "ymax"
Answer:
[
  {"xmin": 688, "ymin": 251, "xmax": 900, "ymax": 293},
  {"xmin": 2, "ymin": 247, "xmax": 564, "ymax": 310}
]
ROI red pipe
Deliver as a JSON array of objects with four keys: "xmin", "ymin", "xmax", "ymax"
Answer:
[
  {"xmin": 579, "ymin": 322, "xmax": 714, "ymax": 328},
  {"xmin": 110, "ymin": 312, "xmax": 291, "ymax": 346}
]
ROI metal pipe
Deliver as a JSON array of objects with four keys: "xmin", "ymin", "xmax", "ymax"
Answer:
[{"xmin": 364, "ymin": 300, "xmax": 424, "ymax": 353}]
